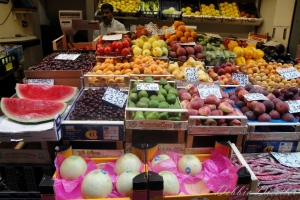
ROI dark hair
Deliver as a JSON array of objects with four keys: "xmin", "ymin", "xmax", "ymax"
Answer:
[{"xmin": 101, "ymin": 3, "xmax": 114, "ymax": 12}]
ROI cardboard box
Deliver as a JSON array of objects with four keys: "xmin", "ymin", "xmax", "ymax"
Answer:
[
  {"xmin": 243, "ymin": 140, "xmax": 299, "ymax": 153},
  {"xmin": 0, "ymin": 44, "xmax": 24, "ymax": 62}
]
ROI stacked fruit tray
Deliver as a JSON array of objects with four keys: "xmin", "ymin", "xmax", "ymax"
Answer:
[
  {"xmin": 218, "ymin": 0, "xmax": 243, "ymax": 24},
  {"xmin": 200, "ymin": 0, "xmax": 222, "ymax": 22},
  {"xmin": 125, "ymin": 77, "xmax": 188, "ymax": 130},
  {"xmin": 238, "ymin": 2, "xmax": 262, "ymax": 25},
  {"xmin": 160, "ymin": 0, "xmax": 181, "ymax": 19},
  {"xmin": 181, "ymin": 0, "xmax": 201, "ymax": 20}
]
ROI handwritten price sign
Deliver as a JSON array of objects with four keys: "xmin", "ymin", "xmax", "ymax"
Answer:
[
  {"xmin": 102, "ymin": 87, "xmax": 128, "ymax": 108},
  {"xmin": 185, "ymin": 68, "xmax": 198, "ymax": 82},
  {"xmin": 54, "ymin": 54, "xmax": 80, "ymax": 60},
  {"xmin": 197, "ymin": 85, "xmax": 222, "ymax": 99},
  {"xmin": 27, "ymin": 79, "xmax": 54, "ymax": 85},
  {"xmin": 276, "ymin": 67, "xmax": 300, "ymax": 80},
  {"xmin": 286, "ymin": 100, "xmax": 300, "ymax": 113},
  {"xmin": 243, "ymin": 93, "xmax": 268, "ymax": 101},
  {"xmin": 137, "ymin": 83, "xmax": 159, "ymax": 91},
  {"xmin": 232, "ymin": 73, "xmax": 249, "ymax": 85}
]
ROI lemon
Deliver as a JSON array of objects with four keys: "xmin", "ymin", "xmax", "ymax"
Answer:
[
  {"xmin": 133, "ymin": 47, "xmax": 142, "ymax": 56},
  {"xmin": 143, "ymin": 42, "xmax": 151, "ymax": 50},
  {"xmin": 135, "ymin": 39, "xmax": 144, "ymax": 48},
  {"xmin": 131, "ymin": 44, "xmax": 138, "ymax": 51},
  {"xmin": 152, "ymin": 47, "xmax": 163, "ymax": 57},
  {"xmin": 142, "ymin": 49, "xmax": 151, "ymax": 56},
  {"xmin": 157, "ymin": 40, "xmax": 166, "ymax": 48},
  {"xmin": 181, "ymin": 8, "xmax": 186, "ymax": 12},
  {"xmin": 152, "ymin": 41, "xmax": 161, "ymax": 48}
]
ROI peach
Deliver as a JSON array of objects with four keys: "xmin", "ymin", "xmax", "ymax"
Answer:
[
  {"xmin": 190, "ymin": 98, "xmax": 204, "ymax": 110},
  {"xmin": 253, "ymin": 102, "xmax": 266, "ymax": 116},
  {"xmin": 218, "ymin": 68, "xmax": 226, "ymax": 76},
  {"xmin": 203, "ymin": 119, "xmax": 217, "ymax": 126},
  {"xmin": 238, "ymin": 90, "xmax": 249, "ymax": 101},
  {"xmin": 211, "ymin": 109, "xmax": 223, "ymax": 116},
  {"xmin": 198, "ymin": 106, "xmax": 211, "ymax": 116},
  {"xmin": 258, "ymin": 113, "xmax": 271, "ymax": 122},
  {"xmin": 204, "ymin": 94, "xmax": 219, "ymax": 105},
  {"xmin": 269, "ymin": 110, "xmax": 280, "ymax": 119},
  {"xmin": 222, "ymin": 99, "xmax": 235, "ymax": 106},
  {"xmin": 247, "ymin": 101, "xmax": 259, "ymax": 109},
  {"xmin": 231, "ymin": 65, "xmax": 238, "ymax": 73},
  {"xmin": 180, "ymin": 93, "xmax": 192, "ymax": 101},
  {"xmin": 224, "ymin": 66, "xmax": 232, "ymax": 74},
  {"xmin": 187, "ymin": 109, "xmax": 199, "ymax": 116},
  {"xmin": 229, "ymin": 119, "xmax": 241, "ymax": 126},
  {"xmin": 276, "ymin": 101, "xmax": 290, "ymax": 115},
  {"xmin": 245, "ymin": 111, "xmax": 257, "ymax": 120},
  {"xmin": 220, "ymin": 90, "xmax": 229, "ymax": 99},
  {"xmin": 263, "ymin": 100, "xmax": 274, "ymax": 113},
  {"xmin": 203, "ymin": 104, "xmax": 216, "ymax": 110},
  {"xmin": 266, "ymin": 93, "xmax": 276, "ymax": 101},
  {"xmin": 218, "ymin": 102, "xmax": 234, "ymax": 113}
]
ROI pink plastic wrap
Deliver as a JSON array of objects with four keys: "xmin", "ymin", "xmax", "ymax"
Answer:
[
  {"xmin": 200, "ymin": 149, "xmax": 242, "ymax": 193},
  {"xmin": 54, "ymin": 154, "xmax": 97, "ymax": 200}
]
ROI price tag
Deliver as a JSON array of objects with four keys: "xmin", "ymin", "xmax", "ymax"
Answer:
[
  {"xmin": 276, "ymin": 67, "xmax": 300, "ymax": 80},
  {"xmin": 185, "ymin": 68, "xmax": 198, "ymax": 82},
  {"xmin": 102, "ymin": 87, "xmax": 128, "ymax": 108},
  {"xmin": 102, "ymin": 34, "xmax": 122, "ymax": 40},
  {"xmin": 286, "ymin": 100, "xmax": 300, "ymax": 113},
  {"xmin": 27, "ymin": 79, "xmax": 54, "ymax": 85},
  {"xmin": 54, "ymin": 54, "xmax": 80, "ymax": 60},
  {"xmin": 103, "ymin": 126, "xmax": 119, "ymax": 140},
  {"xmin": 197, "ymin": 85, "xmax": 222, "ymax": 99},
  {"xmin": 232, "ymin": 73, "xmax": 249, "ymax": 85},
  {"xmin": 137, "ymin": 83, "xmax": 159, "ymax": 91},
  {"xmin": 243, "ymin": 93, "xmax": 268, "ymax": 101},
  {"xmin": 205, "ymin": 33, "xmax": 222, "ymax": 39}
]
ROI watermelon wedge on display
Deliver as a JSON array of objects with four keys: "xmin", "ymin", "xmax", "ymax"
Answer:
[
  {"xmin": 1, "ymin": 98, "xmax": 67, "ymax": 123},
  {"xmin": 16, "ymin": 84, "xmax": 78, "ymax": 102}
]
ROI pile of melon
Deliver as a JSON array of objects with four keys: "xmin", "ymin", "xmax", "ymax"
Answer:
[
  {"xmin": 0, "ymin": 84, "xmax": 78, "ymax": 123},
  {"xmin": 58, "ymin": 153, "xmax": 142, "ymax": 198}
]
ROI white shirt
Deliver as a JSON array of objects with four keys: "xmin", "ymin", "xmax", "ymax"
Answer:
[{"xmin": 93, "ymin": 19, "xmax": 126, "ymax": 39}]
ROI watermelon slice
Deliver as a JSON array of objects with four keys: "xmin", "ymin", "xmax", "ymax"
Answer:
[
  {"xmin": 16, "ymin": 84, "xmax": 78, "ymax": 102},
  {"xmin": 1, "ymin": 98, "xmax": 67, "ymax": 123}
]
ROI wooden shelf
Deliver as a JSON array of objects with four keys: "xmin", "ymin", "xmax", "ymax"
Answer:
[{"xmin": 12, "ymin": 7, "xmax": 37, "ymax": 13}]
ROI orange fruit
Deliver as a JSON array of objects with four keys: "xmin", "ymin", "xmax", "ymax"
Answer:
[
  {"xmin": 179, "ymin": 21, "xmax": 185, "ymax": 26},
  {"xmin": 176, "ymin": 31, "xmax": 183, "ymax": 38},
  {"xmin": 161, "ymin": 25, "xmax": 168, "ymax": 29},
  {"xmin": 165, "ymin": 32, "xmax": 171, "ymax": 39},
  {"xmin": 184, "ymin": 32, "xmax": 191, "ymax": 38},
  {"xmin": 191, "ymin": 32, "xmax": 197, "ymax": 39},
  {"xmin": 185, "ymin": 27, "xmax": 191, "ymax": 32},
  {"xmin": 180, "ymin": 37, "xmax": 187, "ymax": 42},
  {"xmin": 173, "ymin": 21, "xmax": 180, "ymax": 27},
  {"xmin": 165, "ymin": 39, "xmax": 171, "ymax": 44},
  {"xmin": 178, "ymin": 25, "xmax": 185, "ymax": 32},
  {"xmin": 170, "ymin": 35, "xmax": 177, "ymax": 41},
  {"xmin": 188, "ymin": 37, "xmax": 194, "ymax": 42}
]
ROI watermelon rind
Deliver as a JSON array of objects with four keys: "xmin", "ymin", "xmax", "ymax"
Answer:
[
  {"xmin": 0, "ymin": 98, "xmax": 67, "ymax": 123},
  {"xmin": 16, "ymin": 84, "xmax": 78, "ymax": 102}
]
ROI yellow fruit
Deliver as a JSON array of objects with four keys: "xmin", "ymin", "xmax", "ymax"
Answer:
[
  {"xmin": 143, "ymin": 42, "xmax": 151, "ymax": 50},
  {"xmin": 152, "ymin": 41, "xmax": 161, "ymax": 48},
  {"xmin": 161, "ymin": 47, "xmax": 168, "ymax": 56},
  {"xmin": 152, "ymin": 47, "xmax": 163, "ymax": 57},
  {"xmin": 157, "ymin": 39, "xmax": 166, "ymax": 48},
  {"xmin": 135, "ymin": 39, "xmax": 144, "ymax": 48},
  {"xmin": 131, "ymin": 45, "xmax": 138, "ymax": 51},
  {"xmin": 147, "ymin": 38, "xmax": 156, "ymax": 44},
  {"xmin": 133, "ymin": 47, "xmax": 142, "ymax": 55},
  {"xmin": 139, "ymin": 35, "xmax": 148, "ymax": 42},
  {"xmin": 142, "ymin": 49, "xmax": 151, "ymax": 56}
]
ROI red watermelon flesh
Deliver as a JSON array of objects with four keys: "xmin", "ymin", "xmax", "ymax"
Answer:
[
  {"xmin": 16, "ymin": 84, "xmax": 78, "ymax": 102},
  {"xmin": 1, "ymin": 98, "xmax": 67, "ymax": 123}
]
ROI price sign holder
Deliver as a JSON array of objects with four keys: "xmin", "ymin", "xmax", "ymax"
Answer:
[
  {"xmin": 102, "ymin": 87, "xmax": 128, "ymax": 108},
  {"xmin": 243, "ymin": 93, "xmax": 268, "ymax": 101},
  {"xmin": 197, "ymin": 85, "xmax": 222, "ymax": 99},
  {"xmin": 27, "ymin": 79, "xmax": 54, "ymax": 85},
  {"xmin": 185, "ymin": 68, "xmax": 198, "ymax": 82},
  {"xmin": 54, "ymin": 54, "xmax": 80, "ymax": 60},
  {"xmin": 137, "ymin": 83, "xmax": 159, "ymax": 91},
  {"xmin": 286, "ymin": 100, "xmax": 300, "ymax": 113},
  {"xmin": 232, "ymin": 73, "xmax": 249, "ymax": 85},
  {"xmin": 102, "ymin": 34, "xmax": 122, "ymax": 41},
  {"xmin": 276, "ymin": 67, "xmax": 300, "ymax": 80}
]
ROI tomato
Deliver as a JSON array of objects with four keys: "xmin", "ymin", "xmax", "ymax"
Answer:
[
  {"xmin": 111, "ymin": 41, "xmax": 117, "ymax": 49},
  {"xmin": 116, "ymin": 41, "xmax": 123, "ymax": 49},
  {"xmin": 97, "ymin": 46, "xmax": 104, "ymax": 54},
  {"xmin": 121, "ymin": 48, "xmax": 130, "ymax": 56},
  {"xmin": 115, "ymin": 48, "xmax": 121, "ymax": 54},
  {"xmin": 104, "ymin": 46, "xmax": 112, "ymax": 54},
  {"xmin": 97, "ymin": 37, "xmax": 102, "ymax": 44},
  {"xmin": 123, "ymin": 38, "xmax": 131, "ymax": 44},
  {"xmin": 122, "ymin": 40, "xmax": 130, "ymax": 48}
]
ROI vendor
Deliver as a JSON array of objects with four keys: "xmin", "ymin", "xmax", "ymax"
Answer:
[{"xmin": 93, "ymin": 4, "xmax": 126, "ymax": 39}]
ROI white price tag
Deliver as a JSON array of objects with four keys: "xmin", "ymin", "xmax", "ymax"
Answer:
[
  {"xmin": 276, "ymin": 67, "xmax": 300, "ymax": 80},
  {"xmin": 243, "ymin": 93, "xmax": 268, "ymax": 101},
  {"xmin": 54, "ymin": 54, "xmax": 80, "ymax": 60},
  {"xmin": 185, "ymin": 68, "xmax": 198, "ymax": 82},
  {"xmin": 286, "ymin": 100, "xmax": 300, "ymax": 113},
  {"xmin": 102, "ymin": 87, "xmax": 128, "ymax": 108},
  {"xmin": 271, "ymin": 152, "xmax": 300, "ymax": 168},
  {"xmin": 205, "ymin": 33, "xmax": 222, "ymax": 39},
  {"xmin": 232, "ymin": 73, "xmax": 249, "ymax": 85},
  {"xmin": 102, "ymin": 34, "xmax": 122, "ymax": 41},
  {"xmin": 137, "ymin": 83, "xmax": 159, "ymax": 91},
  {"xmin": 27, "ymin": 79, "xmax": 54, "ymax": 85},
  {"xmin": 197, "ymin": 85, "xmax": 222, "ymax": 99}
]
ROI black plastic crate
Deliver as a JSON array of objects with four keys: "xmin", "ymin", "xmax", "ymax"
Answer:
[
  {"xmin": 0, "ymin": 192, "xmax": 41, "ymax": 200},
  {"xmin": 0, "ymin": 164, "xmax": 54, "ymax": 192},
  {"xmin": 160, "ymin": 0, "xmax": 181, "ymax": 19},
  {"xmin": 238, "ymin": 2, "xmax": 260, "ymax": 18},
  {"xmin": 0, "ymin": 53, "xmax": 18, "ymax": 78},
  {"xmin": 140, "ymin": 0, "xmax": 160, "ymax": 18}
]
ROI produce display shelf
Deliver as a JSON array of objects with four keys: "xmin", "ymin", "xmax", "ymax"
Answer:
[
  {"xmin": 83, "ymin": 74, "xmax": 130, "ymax": 88},
  {"xmin": 61, "ymin": 87, "xmax": 127, "ymax": 141},
  {"xmin": 52, "ymin": 35, "xmax": 97, "ymax": 51}
]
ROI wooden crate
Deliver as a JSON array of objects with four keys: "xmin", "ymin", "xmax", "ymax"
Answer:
[{"xmin": 52, "ymin": 35, "xmax": 98, "ymax": 50}]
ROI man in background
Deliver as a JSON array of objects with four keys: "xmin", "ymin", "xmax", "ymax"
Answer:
[{"xmin": 93, "ymin": 4, "xmax": 126, "ymax": 39}]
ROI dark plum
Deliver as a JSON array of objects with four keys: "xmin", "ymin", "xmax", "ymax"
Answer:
[
  {"xmin": 284, "ymin": 91, "xmax": 294, "ymax": 100},
  {"xmin": 244, "ymin": 84, "xmax": 254, "ymax": 92}
]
